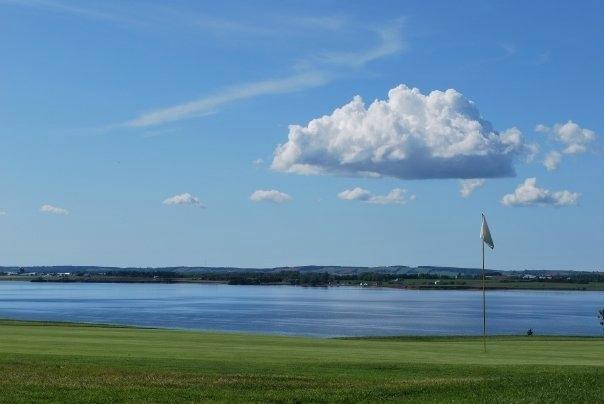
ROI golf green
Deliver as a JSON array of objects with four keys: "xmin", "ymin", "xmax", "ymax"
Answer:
[{"xmin": 0, "ymin": 320, "xmax": 602, "ymax": 402}]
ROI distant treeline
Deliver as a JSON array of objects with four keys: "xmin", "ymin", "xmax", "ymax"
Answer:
[
  {"xmin": 98, "ymin": 269, "xmax": 602, "ymax": 285},
  {"xmin": 102, "ymin": 270, "xmax": 423, "ymax": 286},
  {"xmin": 93, "ymin": 270, "xmax": 564, "ymax": 285},
  {"xmin": 503, "ymin": 272, "xmax": 604, "ymax": 283},
  {"xmin": 10, "ymin": 269, "xmax": 603, "ymax": 287}
]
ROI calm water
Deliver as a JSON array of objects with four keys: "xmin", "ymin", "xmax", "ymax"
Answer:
[{"xmin": 0, "ymin": 281, "xmax": 601, "ymax": 337}]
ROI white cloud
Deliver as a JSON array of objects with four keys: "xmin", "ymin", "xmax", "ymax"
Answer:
[
  {"xmin": 501, "ymin": 178, "xmax": 579, "ymax": 207},
  {"xmin": 123, "ymin": 18, "xmax": 405, "ymax": 128},
  {"xmin": 252, "ymin": 158, "xmax": 264, "ymax": 167},
  {"xmin": 543, "ymin": 151, "xmax": 562, "ymax": 171},
  {"xmin": 272, "ymin": 84, "xmax": 531, "ymax": 180},
  {"xmin": 1, "ymin": 0, "xmax": 144, "ymax": 26},
  {"xmin": 338, "ymin": 187, "xmax": 372, "ymax": 201},
  {"xmin": 523, "ymin": 142, "xmax": 540, "ymax": 163},
  {"xmin": 338, "ymin": 187, "xmax": 414, "ymax": 205},
  {"xmin": 0, "ymin": 210, "xmax": 6, "ymax": 216},
  {"xmin": 304, "ymin": 21, "xmax": 405, "ymax": 68},
  {"xmin": 126, "ymin": 72, "xmax": 329, "ymax": 127},
  {"xmin": 459, "ymin": 179, "xmax": 485, "ymax": 198},
  {"xmin": 163, "ymin": 193, "xmax": 204, "ymax": 207},
  {"xmin": 536, "ymin": 120, "xmax": 596, "ymax": 155},
  {"xmin": 250, "ymin": 189, "xmax": 292, "ymax": 204},
  {"xmin": 40, "ymin": 204, "xmax": 69, "ymax": 215}
]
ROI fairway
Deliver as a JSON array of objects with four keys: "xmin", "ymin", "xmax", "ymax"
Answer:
[{"xmin": 0, "ymin": 320, "xmax": 602, "ymax": 402}]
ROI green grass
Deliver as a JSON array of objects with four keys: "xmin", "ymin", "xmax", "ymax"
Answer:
[{"xmin": 0, "ymin": 320, "xmax": 602, "ymax": 402}]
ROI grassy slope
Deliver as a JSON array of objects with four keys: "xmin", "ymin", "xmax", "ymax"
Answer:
[{"xmin": 0, "ymin": 321, "xmax": 602, "ymax": 403}]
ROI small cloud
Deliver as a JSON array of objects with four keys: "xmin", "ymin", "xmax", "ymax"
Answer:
[
  {"xmin": 252, "ymin": 158, "xmax": 264, "ymax": 167},
  {"xmin": 543, "ymin": 151, "xmax": 562, "ymax": 171},
  {"xmin": 163, "ymin": 193, "xmax": 204, "ymax": 207},
  {"xmin": 459, "ymin": 179, "xmax": 485, "ymax": 198},
  {"xmin": 250, "ymin": 189, "xmax": 292, "ymax": 204},
  {"xmin": 338, "ymin": 187, "xmax": 414, "ymax": 205},
  {"xmin": 40, "ymin": 204, "xmax": 69, "ymax": 215},
  {"xmin": 523, "ymin": 142, "xmax": 540, "ymax": 163},
  {"xmin": 338, "ymin": 187, "xmax": 372, "ymax": 202},
  {"xmin": 536, "ymin": 120, "xmax": 596, "ymax": 155},
  {"xmin": 0, "ymin": 210, "xmax": 6, "ymax": 216},
  {"xmin": 501, "ymin": 178, "xmax": 579, "ymax": 207}
]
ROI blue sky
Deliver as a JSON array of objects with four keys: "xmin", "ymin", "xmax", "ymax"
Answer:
[{"xmin": 0, "ymin": 0, "xmax": 602, "ymax": 270}]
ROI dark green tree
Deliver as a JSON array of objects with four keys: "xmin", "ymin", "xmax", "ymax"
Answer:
[{"xmin": 598, "ymin": 308, "xmax": 604, "ymax": 336}]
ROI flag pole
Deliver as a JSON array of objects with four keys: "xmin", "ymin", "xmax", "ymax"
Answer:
[{"xmin": 482, "ymin": 221, "xmax": 486, "ymax": 353}]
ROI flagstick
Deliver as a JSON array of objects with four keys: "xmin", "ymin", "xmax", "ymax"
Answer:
[{"xmin": 482, "ymin": 237, "xmax": 486, "ymax": 353}]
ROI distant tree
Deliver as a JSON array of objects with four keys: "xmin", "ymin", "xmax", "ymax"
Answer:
[
  {"xmin": 526, "ymin": 328, "xmax": 533, "ymax": 336},
  {"xmin": 598, "ymin": 308, "xmax": 604, "ymax": 336}
]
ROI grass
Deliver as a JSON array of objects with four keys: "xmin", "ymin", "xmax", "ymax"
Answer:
[{"xmin": 0, "ymin": 320, "xmax": 602, "ymax": 402}]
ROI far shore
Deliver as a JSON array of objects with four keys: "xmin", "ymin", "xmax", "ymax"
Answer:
[{"xmin": 1, "ymin": 275, "xmax": 602, "ymax": 291}]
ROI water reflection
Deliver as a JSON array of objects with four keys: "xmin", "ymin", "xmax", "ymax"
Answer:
[{"xmin": 0, "ymin": 282, "xmax": 601, "ymax": 337}]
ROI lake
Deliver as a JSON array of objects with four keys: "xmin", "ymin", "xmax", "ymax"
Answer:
[{"xmin": 0, "ymin": 281, "xmax": 601, "ymax": 337}]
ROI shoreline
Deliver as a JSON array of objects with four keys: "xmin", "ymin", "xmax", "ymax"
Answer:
[
  {"xmin": 1, "ymin": 318, "xmax": 601, "ymax": 339},
  {"xmin": 1, "ymin": 277, "xmax": 602, "ymax": 291}
]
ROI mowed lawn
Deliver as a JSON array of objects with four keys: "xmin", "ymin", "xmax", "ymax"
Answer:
[{"xmin": 0, "ymin": 320, "xmax": 602, "ymax": 402}]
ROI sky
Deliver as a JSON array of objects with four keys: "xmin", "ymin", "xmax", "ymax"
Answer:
[{"xmin": 0, "ymin": 0, "xmax": 602, "ymax": 270}]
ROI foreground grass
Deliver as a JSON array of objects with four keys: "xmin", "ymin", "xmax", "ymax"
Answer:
[{"xmin": 0, "ymin": 320, "xmax": 602, "ymax": 402}]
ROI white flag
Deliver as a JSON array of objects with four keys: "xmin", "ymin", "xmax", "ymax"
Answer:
[{"xmin": 480, "ymin": 214, "xmax": 494, "ymax": 249}]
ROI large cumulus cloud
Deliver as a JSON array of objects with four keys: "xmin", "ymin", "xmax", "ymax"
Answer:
[{"xmin": 272, "ymin": 84, "xmax": 532, "ymax": 179}]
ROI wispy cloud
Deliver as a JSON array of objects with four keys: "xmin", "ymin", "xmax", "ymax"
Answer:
[
  {"xmin": 296, "ymin": 20, "xmax": 405, "ymax": 69},
  {"xmin": 1, "ymin": 0, "xmax": 144, "ymax": 26},
  {"xmin": 124, "ymin": 19, "xmax": 405, "ymax": 128},
  {"xmin": 126, "ymin": 72, "xmax": 329, "ymax": 127},
  {"xmin": 6, "ymin": 1, "xmax": 407, "ymax": 129},
  {"xmin": 468, "ymin": 42, "xmax": 517, "ymax": 68}
]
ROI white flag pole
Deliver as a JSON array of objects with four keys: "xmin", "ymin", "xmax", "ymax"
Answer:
[
  {"xmin": 480, "ymin": 213, "xmax": 494, "ymax": 353},
  {"xmin": 482, "ymin": 225, "xmax": 486, "ymax": 353}
]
